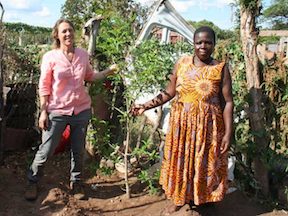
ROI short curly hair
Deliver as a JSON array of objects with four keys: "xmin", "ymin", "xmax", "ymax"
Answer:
[{"xmin": 193, "ymin": 26, "xmax": 216, "ymax": 45}]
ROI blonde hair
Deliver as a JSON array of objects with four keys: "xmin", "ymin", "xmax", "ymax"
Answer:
[{"xmin": 51, "ymin": 18, "xmax": 75, "ymax": 49}]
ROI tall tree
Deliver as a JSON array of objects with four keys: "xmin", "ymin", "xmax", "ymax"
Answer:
[
  {"xmin": 239, "ymin": 0, "xmax": 269, "ymax": 195},
  {"xmin": 61, "ymin": 0, "xmax": 148, "ymax": 198},
  {"xmin": 263, "ymin": 0, "xmax": 288, "ymax": 29}
]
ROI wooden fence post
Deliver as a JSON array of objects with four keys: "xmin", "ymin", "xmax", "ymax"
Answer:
[{"xmin": 0, "ymin": 2, "xmax": 5, "ymax": 164}]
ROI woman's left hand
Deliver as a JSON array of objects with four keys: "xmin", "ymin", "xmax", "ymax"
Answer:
[{"xmin": 220, "ymin": 134, "xmax": 230, "ymax": 154}]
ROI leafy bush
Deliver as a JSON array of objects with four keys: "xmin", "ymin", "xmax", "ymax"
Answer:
[
  {"xmin": 3, "ymin": 43, "xmax": 46, "ymax": 85},
  {"xmin": 138, "ymin": 169, "xmax": 160, "ymax": 195}
]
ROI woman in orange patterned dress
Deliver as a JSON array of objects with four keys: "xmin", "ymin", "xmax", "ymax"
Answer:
[{"xmin": 131, "ymin": 26, "xmax": 233, "ymax": 214}]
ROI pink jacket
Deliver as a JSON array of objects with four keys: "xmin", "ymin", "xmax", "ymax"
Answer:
[{"xmin": 39, "ymin": 48, "xmax": 97, "ymax": 115}]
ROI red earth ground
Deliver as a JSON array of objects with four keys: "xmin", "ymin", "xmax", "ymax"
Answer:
[{"xmin": 0, "ymin": 151, "xmax": 287, "ymax": 216}]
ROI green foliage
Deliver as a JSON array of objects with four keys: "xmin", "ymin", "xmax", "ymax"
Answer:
[
  {"xmin": 239, "ymin": 0, "xmax": 260, "ymax": 12},
  {"xmin": 138, "ymin": 169, "xmax": 160, "ymax": 195},
  {"xmin": 215, "ymin": 38, "xmax": 288, "ymax": 204},
  {"xmin": 217, "ymin": 40, "xmax": 255, "ymax": 158},
  {"xmin": 263, "ymin": 0, "xmax": 288, "ymax": 29},
  {"xmin": 61, "ymin": 0, "xmax": 91, "ymax": 29},
  {"xmin": 2, "ymin": 22, "xmax": 51, "ymax": 85},
  {"xmin": 87, "ymin": 161, "xmax": 100, "ymax": 175},
  {"xmin": 61, "ymin": 0, "xmax": 146, "ymax": 31},
  {"xmin": 214, "ymin": 40, "xmax": 248, "ymax": 108},
  {"xmin": 262, "ymin": 59, "xmax": 288, "ymax": 155},
  {"xmin": 90, "ymin": 13, "xmax": 139, "ymax": 148},
  {"xmin": 258, "ymin": 36, "xmax": 281, "ymax": 44},
  {"xmin": 188, "ymin": 20, "xmax": 235, "ymax": 40},
  {"xmin": 5, "ymin": 0, "xmax": 288, "ymax": 204},
  {"xmin": 234, "ymin": 0, "xmax": 261, "ymax": 30},
  {"xmin": 283, "ymin": 85, "xmax": 288, "ymax": 102},
  {"xmin": 4, "ymin": 22, "xmax": 51, "ymax": 45},
  {"xmin": 265, "ymin": 148, "xmax": 288, "ymax": 182},
  {"xmin": 3, "ymin": 42, "xmax": 45, "ymax": 84},
  {"xmin": 87, "ymin": 117, "xmax": 114, "ymax": 157},
  {"xmin": 127, "ymin": 39, "xmax": 193, "ymax": 98},
  {"xmin": 62, "ymin": 1, "xmax": 147, "ymax": 156},
  {"xmin": 86, "ymin": 116, "xmax": 123, "ymax": 176},
  {"xmin": 4, "ymin": 22, "xmax": 51, "ymax": 33},
  {"xmin": 99, "ymin": 166, "xmax": 114, "ymax": 176},
  {"xmin": 132, "ymin": 139, "xmax": 160, "ymax": 162},
  {"xmin": 95, "ymin": 14, "xmax": 136, "ymax": 68}
]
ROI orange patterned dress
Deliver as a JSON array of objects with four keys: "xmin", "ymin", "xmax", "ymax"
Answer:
[{"xmin": 159, "ymin": 55, "xmax": 228, "ymax": 206}]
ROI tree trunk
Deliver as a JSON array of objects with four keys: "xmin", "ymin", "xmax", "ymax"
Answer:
[
  {"xmin": 240, "ymin": 3, "xmax": 269, "ymax": 196},
  {"xmin": 0, "ymin": 3, "xmax": 5, "ymax": 164},
  {"xmin": 124, "ymin": 98, "xmax": 131, "ymax": 198}
]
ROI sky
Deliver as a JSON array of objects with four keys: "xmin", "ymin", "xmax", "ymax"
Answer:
[{"xmin": 1, "ymin": 0, "xmax": 272, "ymax": 30}]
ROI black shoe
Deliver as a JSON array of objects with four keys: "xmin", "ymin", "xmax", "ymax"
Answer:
[{"xmin": 24, "ymin": 182, "xmax": 38, "ymax": 201}]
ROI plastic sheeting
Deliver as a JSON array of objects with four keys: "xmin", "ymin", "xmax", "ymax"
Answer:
[{"xmin": 136, "ymin": 0, "xmax": 195, "ymax": 45}]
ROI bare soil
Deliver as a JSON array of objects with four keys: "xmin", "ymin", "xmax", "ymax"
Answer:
[{"xmin": 0, "ymin": 151, "xmax": 287, "ymax": 216}]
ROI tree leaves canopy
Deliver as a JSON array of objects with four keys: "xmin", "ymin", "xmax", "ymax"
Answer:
[
  {"xmin": 188, "ymin": 20, "xmax": 235, "ymax": 41},
  {"xmin": 239, "ymin": 0, "xmax": 261, "ymax": 12},
  {"xmin": 263, "ymin": 0, "xmax": 288, "ymax": 29},
  {"xmin": 61, "ymin": 0, "xmax": 147, "ymax": 31}
]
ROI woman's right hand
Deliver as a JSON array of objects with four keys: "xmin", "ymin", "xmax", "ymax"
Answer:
[
  {"xmin": 39, "ymin": 110, "xmax": 49, "ymax": 130},
  {"xmin": 130, "ymin": 104, "xmax": 146, "ymax": 116},
  {"xmin": 107, "ymin": 64, "xmax": 119, "ymax": 76}
]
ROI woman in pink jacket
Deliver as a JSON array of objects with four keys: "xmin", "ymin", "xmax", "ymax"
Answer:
[{"xmin": 25, "ymin": 18, "xmax": 118, "ymax": 201}]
